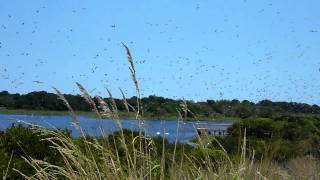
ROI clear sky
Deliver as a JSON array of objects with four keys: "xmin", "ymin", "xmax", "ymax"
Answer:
[{"xmin": 0, "ymin": 0, "xmax": 320, "ymax": 104}]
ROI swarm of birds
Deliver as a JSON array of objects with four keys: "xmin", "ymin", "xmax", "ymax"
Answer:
[{"xmin": 0, "ymin": 1, "xmax": 319, "ymax": 104}]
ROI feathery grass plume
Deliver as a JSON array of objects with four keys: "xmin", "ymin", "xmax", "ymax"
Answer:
[
  {"xmin": 121, "ymin": 43, "xmax": 142, "ymax": 119},
  {"xmin": 119, "ymin": 88, "xmax": 130, "ymax": 113},
  {"xmin": 179, "ymin": 100, "xmax": 188, "ymax": 119},
  {"xmin": 53, "ymin": 86, "xmax": 105, "ymax": 176},
  {"xmin": 16, "ymin": 126, "xmax": 123, "ymax": 180},
  {"xmin": 94, "ymin": 95, "xmax": 114, "ymax": 140},
  {"xmin": 106, "ymin": 89, "xmax": 119, "ymax": 118},
  {"xmin": 121, "ymin": 43, "xmax": 150, "ymax": 176},
  {"xmin": 52, "ymin": 87, "xmax": 81, "ymax": 132},
  {"xmin": 76, "ymin": 82, "xmax": 102, "ymax": 119},
  {"xmin": 179, "ymin": 99, "xmax": 198, "ymax": 121},
  {"xmin": 95, "ymin": 95, "xmax": 112, "ymax": 119}
]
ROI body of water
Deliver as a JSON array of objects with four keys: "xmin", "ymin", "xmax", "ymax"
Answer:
[{"xmin": 0, "ymin": 114, "xmax": 232, "ymax": 143}]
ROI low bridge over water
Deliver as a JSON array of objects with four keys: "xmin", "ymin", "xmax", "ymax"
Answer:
[{"xmin": 195, "ymin": 122, "xmax": 232, "ymax": 136}]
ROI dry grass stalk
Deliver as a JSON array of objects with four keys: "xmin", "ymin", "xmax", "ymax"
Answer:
[
  {"xmin": 179, "ymin": 99, "xmax": 198, "ymax": 121},
  {"xmin": 122, "ymin": 43, "xmax": 142, "ymax": 120},
  {"xmin": 76, "ymin": 82, "xmax": 102, "ymax": 119},
  {"xmin": 119, "ymin": 88, "xmax": 130, "ymax": 113},
  {"xmin": 95, "ymin": 96, "xmax": 112, "ymax": 119},
  {"xmin": 3, "ymin": 151, "xmax": 14, "ymax": 180},
  {"xmin": 52, "ymin": 87, "xmax": 80, "ymax": 132},
  {"xmin": 106, "ymin": 89, "xmax": 121, "ymax": 129},
  {"xmin": 121, "ymin": 44, "xmax": 150, "ymax": 177}
]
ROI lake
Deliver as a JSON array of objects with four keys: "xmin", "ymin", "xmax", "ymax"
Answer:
[{"xmin": 0, "ymin": 114, "xmax": 232, "ymax": 143}]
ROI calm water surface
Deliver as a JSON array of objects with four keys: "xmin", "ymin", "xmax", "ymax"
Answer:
[{"xmin": 0, "ymin": 114, "xmax": 232, "ymax": 143}]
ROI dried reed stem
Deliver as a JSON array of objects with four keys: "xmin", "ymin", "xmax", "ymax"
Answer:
[
  {"xmin": 121, "ymin": 43, "xmax": 142, "ymax": 120},
  {"xmin": 52, "ymin": 87, "xmax": 80, "ymax": 132},
  {"xmin": 76, "ymin": 82, "xmax": 102, "ymax": 119}
]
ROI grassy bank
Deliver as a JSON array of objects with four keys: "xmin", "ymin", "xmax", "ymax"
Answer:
[{"xmin": 1, "ymin": 121, "xmax": 320, "ymax": 179}]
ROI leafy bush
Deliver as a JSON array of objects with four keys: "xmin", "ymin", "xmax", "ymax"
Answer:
[
  {"xmin": 0, "ymin": 124, "xmax": 70, "ymax": 178},
  {"xmin": 218, "ymin": 116, "xmax": 320, "ymax": 161}
]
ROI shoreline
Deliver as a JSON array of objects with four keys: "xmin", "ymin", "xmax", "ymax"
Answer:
[{"xmin": 0, "ymin": 109, "xmax": 238, "ymax": 122}]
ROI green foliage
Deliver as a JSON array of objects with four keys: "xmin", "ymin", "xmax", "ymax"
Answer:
[
  {"xmin": 1, "ymin": 121, "xmax": 320, "ymax": 179},
  {"xmin": 2, "ymin": 91, "xmax": 320, "ymax": 119},
  {"xmin": 0, "ymin": 124, "xmax": 70, "ymax": 178},
  {"xmin": 218, "ymin": 116, "xmax": 320, "ymax": 161},
  {"xmin": 0, "ymin": 125, "xmax": 193, "ymax": 178}
]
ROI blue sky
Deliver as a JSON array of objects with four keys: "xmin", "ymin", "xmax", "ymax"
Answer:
[{"xmin": 0, "ymin": 0, "xmax": 320, "ymax": 104}]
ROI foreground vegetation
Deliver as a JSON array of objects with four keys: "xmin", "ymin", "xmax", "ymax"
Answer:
[{"xmin": 1, "ymin": 115, "xmax": 320, "ymax": 179}]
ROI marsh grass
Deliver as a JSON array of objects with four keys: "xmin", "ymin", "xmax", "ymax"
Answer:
[{"xmin": 6, "ymin": 44, "xmax": 320, "ymax": 179}]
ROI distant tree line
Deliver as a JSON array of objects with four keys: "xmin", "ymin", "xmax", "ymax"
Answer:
[{"xmin": 1, "ymin": 90, "xmax": 320, "ymax": 119}]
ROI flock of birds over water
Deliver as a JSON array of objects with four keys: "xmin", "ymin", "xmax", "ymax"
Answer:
[{"xmin": 0, "ymin": 1, "xmax": 319, "ymax": 104}]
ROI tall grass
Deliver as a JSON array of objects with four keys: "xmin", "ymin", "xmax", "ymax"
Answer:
[{"xmin": 8, "ymin": 44, "xmax": 320, "ymax": 179}]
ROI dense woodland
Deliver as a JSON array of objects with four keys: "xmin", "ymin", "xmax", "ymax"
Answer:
[{"xmin": 1, "ymin": 90, "xmax": 320, "ymax": 119}]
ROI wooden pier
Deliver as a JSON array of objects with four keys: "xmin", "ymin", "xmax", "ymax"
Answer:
[{"xmin": 196, "ymin": 123, "xmax": 231, "ymax": 136}]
